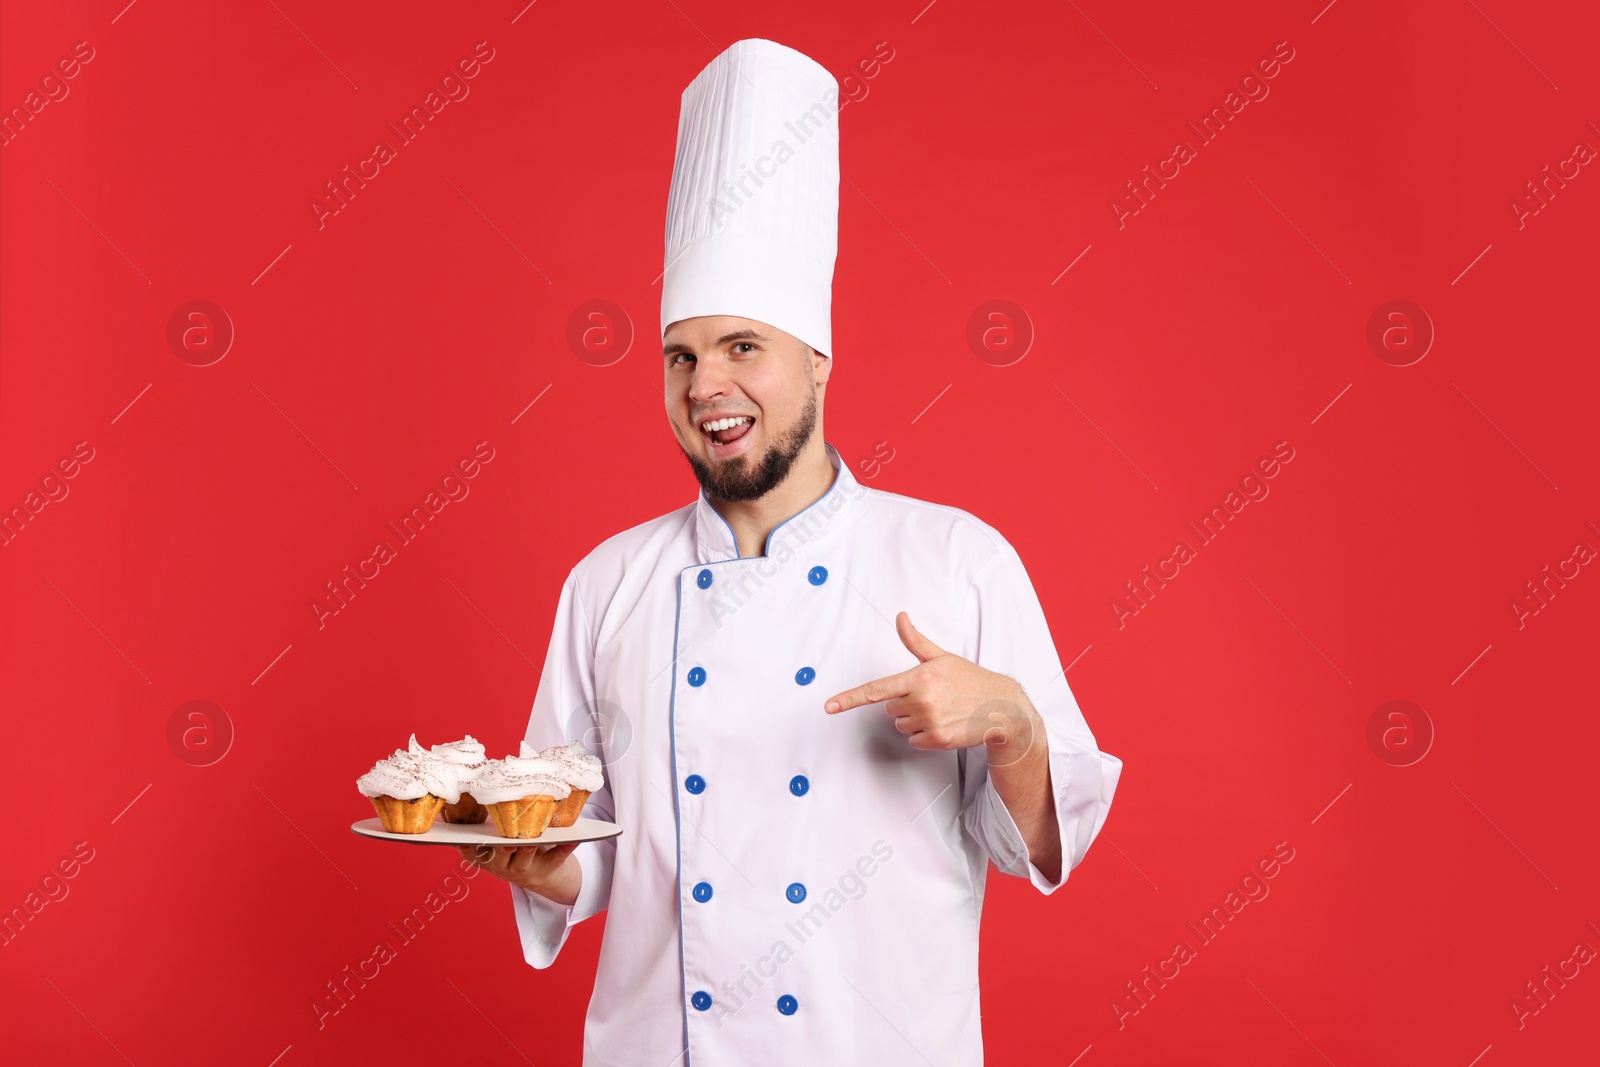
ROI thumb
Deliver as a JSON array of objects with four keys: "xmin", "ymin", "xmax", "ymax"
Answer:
[{"xmin": 897, "ymin": 611, "xmax": 944, "ymax": 662}]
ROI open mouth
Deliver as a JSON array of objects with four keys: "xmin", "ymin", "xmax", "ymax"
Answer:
[{"xmin": 699, "ymin": 415, "xmax": 755, "ymax": 452}]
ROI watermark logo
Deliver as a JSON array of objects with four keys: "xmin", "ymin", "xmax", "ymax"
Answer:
[
  {"xmin": 693, "ymin": 40, "xmax": 896, "ymax": 234},
  {"xmin": 166, "ymin": 300, "xmax": 234, "ymax": 366},
  {"xmin": 1, "ymin": 40, "xmax": 95, "ymax": 149},
  {"xmin": 1365, "ymin": 300, "xmax": 1432, "ymax": 367},
  {"xmin": 1, "ymin": 440, "xmax": 96, "ymax": 549},
  {"xmin": 1108, "ymin": 442, "xmax": 1296, "ymax": 629},
  {"xmin": 167, "ymin": 700, "xmax": 234, "ymax": 767},
  {"xmin": 966, "ymin": 300, "xmax": 1033, "ymax": 367},
  {"xmin": 855, "ymin": 440, "xmax": 896, "ymax": 480},
  {"xmin": 1509, "ymin": 924, "xmax": 1598, "ymax": 1030},
  {"xmin": 566, "ymin": 300, "xmax": 633, "ymax": 367},
  {"xmin": 1508, "ymin": 136, "xmax": 1595, "ymax": 230},
  {"xmin": 309, "ymin": 441, "xmax": 496, "ymax": 630},
  {"xmin": 1, "ymin": 840, "xmax": 95, "ymax": 949},
  {"xmin": 1108, "ymin": 41, "xmax": 1296, "ymax": 229},
  {"xmin": 1110, "ymin": 840, "xmax": 1297, "ymax": 1028},
  {"xmin": 710, "ymin": 839, "xmax": 895, "ymax": 1029},
  {"xmin": 309, "ymin": 42, "xmax": 496, "ymax": 230},
  {"xmin": 963, "ymin": 697, "xmax": 1037, "ymax": 768},
  {"xmin": 311, "ymin": 860, "xmax": 479, "ymax": 1029},
  {"xmin": 701, "ymin": 469, "xmax": 868, "ymax": 629},
  {"xmin": 1366, "ymin": 700, "xmax": 1433, "ymax": 767},
  {"xmin": 564, "ymin": 697, "xmax": 634, "ymax": 766},
  {"xmin": 1508, "ymin": 534, "xmax": 1595, "ymax": 630}
]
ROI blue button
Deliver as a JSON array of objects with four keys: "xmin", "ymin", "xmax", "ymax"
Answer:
[
  {"xmin": 794, "ymin": 666, "xmax": 815, "ymax": 686},
  {"xmin": 692, "ymin": 881, "xmax": 713, "ymax": 902},
  {"xmin": 688, "ymin": 666, "xmax": 706, "ymax": 687},
  {"xmin": 697, "ymin": 568, "xmax": 713, "ymax": 589},
  {"xmin": 692, "ymin": 990, "xmax": 713, "ymax": 1011},
  {"xmin": 685, "ymin": 774, "xmax": 705, "ymax": 794},
  {"xmin": 789, "ymin": 775, "xmax": 809, "ymax": 796},
  {"xmin": 808, "ymin": 566, "xmax": 828, "ymax": 586},
  {"xmin": 777, "ymin": 994, "xmax": 798, "ymax": 1015},
  {"xmin": 786, "ymin": 882, "xmax": 807, "ymax": 903}
]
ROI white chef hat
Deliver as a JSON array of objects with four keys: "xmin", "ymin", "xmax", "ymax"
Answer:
[{"xmin": 661, "ymin": 38, "xmax": 839, "ymax": 358}]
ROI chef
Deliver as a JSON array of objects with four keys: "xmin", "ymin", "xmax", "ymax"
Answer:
[{"xmin": 460, "ymin": 37, "xmax": 1122, "ymax": 1065}]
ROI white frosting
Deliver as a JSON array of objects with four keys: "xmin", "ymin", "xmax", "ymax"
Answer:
[
  {"xmin": 401, "ymin": 733, "xmax": 494, "ymax": 798},
  {"xmin": 467, "ymin": 757, "xmax": 571, "ymax": 806},
  {"xmin": 430, "ymin": 734, "xmax": 487, "ymax": 769},
  {"xmin": 356, "ymin": 747, "xmax": 461, "ymax": 803},
  {"xmin": 536, "ymin": 739, "xmax": 604, "ymax": 792},
  {"xmin": 508, "ymin": 740, "xmax": 568, "ymax": 779}
]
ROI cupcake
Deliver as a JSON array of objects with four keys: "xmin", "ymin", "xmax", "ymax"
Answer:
[
  {"xmin": 357, "ymin": 745, "xmax": 461, "ymax": 834},
  {"xmin": 470, "ymin": 755, "xmax": 571, "ymax": 840},
  {"xmin": 415, "ymin": 734, "xmax": 489, "ymax": 823},
  {"xmin": 531, "ymin": 740, "xmax": 604, "ymax": 828}
]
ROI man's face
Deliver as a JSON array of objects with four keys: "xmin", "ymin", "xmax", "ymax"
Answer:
[{"xmin": 662, "ymin": 315, "xmax": 829, "ymax": 502}]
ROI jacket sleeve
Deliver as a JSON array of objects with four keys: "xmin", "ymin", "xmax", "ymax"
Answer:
[
  {"xmin": 511, "ymin": 567, "xmax": 617, "ymax": 967},
  {"xmin": 956, "ymin": 541, "xmax": 1122, "ymax": 893}
]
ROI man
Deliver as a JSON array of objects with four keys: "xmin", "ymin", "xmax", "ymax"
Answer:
[{"xmin": 460, "ymin": 38, "xmax": 1121, "ymax": 1064}]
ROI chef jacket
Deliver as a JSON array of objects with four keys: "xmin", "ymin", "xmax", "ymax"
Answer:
[{"xmin": 513, "ymin": 441, "xmax": 1122, "ymax": 1065}]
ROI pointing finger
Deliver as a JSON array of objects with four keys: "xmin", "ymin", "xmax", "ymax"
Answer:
[{"xmin": 825, "ymin": 665, "xmax": 917, "ymax": 714}]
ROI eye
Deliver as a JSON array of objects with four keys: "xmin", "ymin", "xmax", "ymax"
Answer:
[
  {"xmin": 732, "ymin": 342, "xmax": 756, "ymax": 354},
  {"xmin": 669, "ymin": 352, "xmax": 694, "ymax": 365}
]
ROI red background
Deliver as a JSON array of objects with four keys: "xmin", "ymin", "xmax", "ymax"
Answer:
[{"xmin": 3, "ymin": 1, "xmax": 1596, "ymax": 1064}]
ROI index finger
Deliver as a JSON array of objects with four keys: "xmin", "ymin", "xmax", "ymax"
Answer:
[{"xmin": 824, "ymin": 666, "xmax": 917, "ymax": 714}]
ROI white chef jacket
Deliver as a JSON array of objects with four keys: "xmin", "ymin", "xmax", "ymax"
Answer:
[{"xmin": 513, "ymin": 441, "xmax": 1121, "ymax": 1066}]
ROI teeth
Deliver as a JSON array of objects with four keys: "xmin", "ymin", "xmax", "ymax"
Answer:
[{"xmin": 701, "ymin": 416, "xmax": 753, "ymax": 433}]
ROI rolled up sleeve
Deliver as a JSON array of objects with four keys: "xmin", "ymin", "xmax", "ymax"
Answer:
[
  {"xmin": 956, "ymin": 542, "xmax": 1123, "ymax": 893},
  {"xmin": 513, "ymin": 836, "xmax": 614, "ymax": 967},
  {"xmin": 511, "ymin": 568, "xmax": 618, "ymax": 967}
]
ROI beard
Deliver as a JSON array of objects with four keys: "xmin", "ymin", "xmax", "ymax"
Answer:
[{"xmin": 680, "ymin": 387, "xmax": 818, "ymax": 503}]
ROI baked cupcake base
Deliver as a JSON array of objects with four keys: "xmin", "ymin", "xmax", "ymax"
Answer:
[
  {"xmin": 441, "ymin": 790, "xmax": 488, "ymax": 824},
  {"xmin": 370, "ymin": 794, "xmax": 444, "ymax": 834},
  {"xmin": 548, "ymin": 788, "xmax": 591, "ymax": 828},
  {"xmin": 486, "ymin": 795, "xmax": 560, "ymax": 839}
]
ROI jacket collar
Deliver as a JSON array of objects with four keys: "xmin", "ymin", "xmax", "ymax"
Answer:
[{"xmin": 693, "ymin": 441, "xmax": 866, "ymax": 564}]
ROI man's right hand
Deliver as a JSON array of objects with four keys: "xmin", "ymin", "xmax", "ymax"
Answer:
[{"xmin": 457, "ymin": 842, "xmax": 582, "ymax": 906}]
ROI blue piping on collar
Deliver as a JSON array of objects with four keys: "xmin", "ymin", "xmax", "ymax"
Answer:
[{"xmin": 701, "ymin": 441, "xmax": 846, "ymax": 561}]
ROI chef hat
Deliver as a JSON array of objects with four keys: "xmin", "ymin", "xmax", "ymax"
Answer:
[{"xmin": 661, "ymin": 38, "xmax": 839, "ymax": 358}]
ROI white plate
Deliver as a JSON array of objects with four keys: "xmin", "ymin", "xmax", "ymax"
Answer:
[{"xmin": 350, "ymin": 816, "xmax": 622, "ymax": 847}]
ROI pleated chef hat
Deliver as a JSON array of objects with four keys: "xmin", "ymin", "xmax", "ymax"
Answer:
[{"xmin": 661, "ymin": 38, "xmax": 840, "ymax": 357}]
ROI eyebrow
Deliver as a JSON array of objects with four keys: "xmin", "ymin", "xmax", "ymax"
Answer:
[{"xmin": 663, "ymin": 328, "xmax": 770, "ymax": 357}]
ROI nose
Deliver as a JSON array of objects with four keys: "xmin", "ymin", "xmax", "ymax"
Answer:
[{"xmin": 688, "ymin": 356, "xmax": 732, "ymax": 405}]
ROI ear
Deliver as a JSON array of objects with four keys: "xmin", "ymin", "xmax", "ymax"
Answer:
[{"xmin": 812, "ymin": 347, "xmax": 832, "ymax": 386}]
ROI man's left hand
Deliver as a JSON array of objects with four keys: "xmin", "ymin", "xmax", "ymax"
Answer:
[{"xmin": 824, "ymin": 611, "xmax": 1038, "ymax": 761}]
